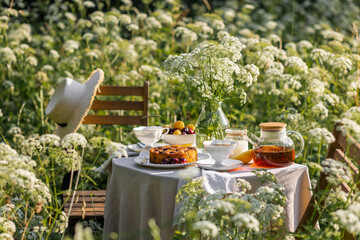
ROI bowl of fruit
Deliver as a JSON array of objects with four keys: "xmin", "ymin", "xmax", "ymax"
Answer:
[{"xmin": 163, "ymin": 121, "xmax": 196, "ymax": 146}]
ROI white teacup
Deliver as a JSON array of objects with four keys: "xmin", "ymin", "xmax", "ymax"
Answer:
[
  {"xmin": 133, "ymin": 126, "xmax": 170, "ymax": 147},
  {"xmin": 203, "ymin": 140, "xmax": 237, "ymax": 166}
]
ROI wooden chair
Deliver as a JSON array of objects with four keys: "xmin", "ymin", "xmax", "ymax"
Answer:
[
  {"xmin": 296, "ymin": 122, "xmax": 360, "ymax": 239},
  {"xmin": 62, "ymin": 81, "xmax": 149, "ymax": 227}
]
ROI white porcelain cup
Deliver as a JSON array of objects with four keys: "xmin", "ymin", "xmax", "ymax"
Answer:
[
  {"xmin": 133, "ymin": 126, "xmax": 170, "ymax": 146},
  {"xmin": 203, "ymin": 140, "xmax": 237, "ymax": 166}
]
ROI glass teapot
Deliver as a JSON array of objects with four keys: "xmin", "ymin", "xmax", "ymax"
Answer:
[{"xmin": 248, "ymin": 122, "xmax": 304, "ymax": 167}]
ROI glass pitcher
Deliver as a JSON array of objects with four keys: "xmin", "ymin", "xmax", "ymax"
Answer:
[{"xmin": 249, "ymin": 122, "xmax": 304, "ymax": 167}]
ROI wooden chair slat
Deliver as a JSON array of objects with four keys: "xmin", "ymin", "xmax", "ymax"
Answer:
[
  {"xmin": 337, "ymin": 131, "xmax": 348, "ymax": 151},
  {"xmin": 83, "ymin": 115, "xmax": 143, "ymax": 125},
  {"xmin": 333, "ymin": 149, "xmax": 359, "ymax": 175},
  {"xmin": 296, "ymin": 122, "xmax": 360, "ymax": 240},
  {"xmin": 90, "ymin": 100, "xmax": 144, "ymax": 110},
  {"xmin": 64, "ymin": 190, "xmax": 106, "ymax": 196},
  {"xmin": 65, "ymin": 203, "xmax": 105, "ymax": 211},
  {"xmin": 67, "ymin": 211, "xmax": 105, "ymax": 217},
  {"xmin": 64, "ymin": 197, "xmax": 105, "ymax": 203},
  {"xmin": 97, "ymin": 86, "xmax": 144, "ymax": 96}
]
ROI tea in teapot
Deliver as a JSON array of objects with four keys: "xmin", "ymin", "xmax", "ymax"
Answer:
[{"xmin": 249, "ymin": 122, "xmax": 304, "ymax": 167}]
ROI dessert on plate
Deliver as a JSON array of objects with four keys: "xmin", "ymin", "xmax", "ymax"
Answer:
[{"xmin": 149, "ymin": 145, "xmax": 197, "ymax": 164}]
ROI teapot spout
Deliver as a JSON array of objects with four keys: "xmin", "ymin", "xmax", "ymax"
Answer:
[{"xmin": 247, "ymin": 133, "xmax": 260, "ymax": 148}]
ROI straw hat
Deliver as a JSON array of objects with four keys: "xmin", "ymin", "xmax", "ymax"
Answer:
[{"xmin": 46, "ymin": 69, "xmax": 104, "ymax": 138}]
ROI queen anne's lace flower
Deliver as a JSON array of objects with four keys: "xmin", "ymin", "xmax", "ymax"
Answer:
[
  {"xmin": 232, "ymin": 213, "xmax": 259, "ymax": 231},
  {"xmin": 39, "ymin": 134, "xmax": 61, "ymax": 147},
  {"xmin": 61, "ymin": 133, "xmax": 87, "ymax": 149},
  {"xmin": 236, "ymin": 178, "xmax": 252, "ymax": 193},
  {"xmin": 285, "ymin": 56, "xmax": 308, "ymax": 74},
  {"xmin": 322, "ymin": 158, "xmax": 352, "ymax": 185},
  {"xmin": 21, "ymin": 138, "xmax": 42, "ymax": 156},
  {"xmin": 192, "ymin": 221, "xmax": 219, "ymax": 237},
  {"xmin": 308, "ymin": 128, "xmax": 335, "ymax": 144},
  {"xmin": 0, "ymin": 143, "xmax": 17, "ymax": 157},
  {"xmin": 334, "ymin": 203, "xmax": 360, "ymax": 235}
]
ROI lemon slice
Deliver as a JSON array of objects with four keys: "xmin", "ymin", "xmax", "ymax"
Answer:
[{"xmin": 231, "ymin": 149, "xmax": 254, "ymax": 164}]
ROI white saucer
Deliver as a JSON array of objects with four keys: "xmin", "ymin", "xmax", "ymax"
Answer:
[
  {"xmin": 197, "ymin": 158, "xmax": 243, "ymax": 171},
  {"xmin": 134, "ymin": 153, "xmax": 210, "ymax": 169},
  {"xmin": 128, "ymin": 143, "xmax": 166, "ymax": 153}
]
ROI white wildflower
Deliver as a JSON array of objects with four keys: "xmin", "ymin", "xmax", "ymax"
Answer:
[
  {"xmin": 50, "ymin": 49, "xmax": 60, "ymax": 59},
  {"xmin": 212, "ymin": 19, "xmax": 225, "ymax": 30},
  {"xmin": 210, "ymin": 200, "xmax": 235, "ymax": 214},
  {"xmin": 0, "ymin": 233, "xmax": 13, "ymax": 240},
  {"xmin": 65, "ymin": 12, "xmax": 76, "ymax": 22},
  {"xmin": 311, "ymin": 48, "xmax": 329, "ymax": 61},
  {"xmin": 330, "ymin": 57, "xmax": 352, "ymax": 77},
  {"xmin": 154, "ymin": 10, "xmax": 173, "ymax": 25},
  {"xmin": 90, "ymin": 11, "xmax": 104, "ymax": 24},
  {"xmin": 61, "ymin": 133, "xmax": 87, "ymax": 149},
  {"xmin": 322, "ymin": 158, "xmax": 352, "ymax": 185},
  {"xmin": 312, "ymin": 102, "xmax": 328, "ymax": 119},
  {"xmin": 83, "ymin": 33, "xmax": 94, "ymax": 41},
  {"xmin": 175, "ymin": 26, "xmax": 198, "ymax": 44},
  {"xmin": 308, "ymin": 128, "xmax": 335, "ymax": 144},
  {"xmin": 21, "ymin": 138, "xmax": 42, "ymax": 155},
  {"xmin": 322, "ymin": 30, "xmax": 344, "ymax": 42},
  {"xmin": 0, "ymin": 143, "xmax": 17, "ymax": 157},
  {"xmin": 83, "ymin": 1, "xmax": 96, "ymax": 8},
  {"xmin": 298, "ymin": 40, "xmax": 313, "ymax": 52},
  {"xmin": 127, "ymin": 23, "xmax": 139, "ymax": 31},
  {"xmin": 232, "ymin": 213, "xmax": 259, "ymax": 232},
  {"xmin": 341, "ymin": 107, "xmax": 360, "ymax": 121},
  {"xmin": 145, "ymin": 16, "xmax": 162, "ymax": 29},
  {"xmin": 285, "ymin": 56, "xmax": 308, "ymax": 74},
  {"xmin": 334, "ymin": 203, "xmax": 360, "ymax": 235},
  {"xmin": 118, "ymin": 14, "xmax": 131, "ymax": 25},
  {"xmin": 26, "ymin": 56, "xmax": 38, "ymax": 67},
  {"xmin": 236, "ymin": 178, "xmax": 251, "ymax": 193},
  {"xmin": 0, "ymin": 47, "xmax": 16, "ymax": 64},
  {"xmin": 136, "ymin": 13, "xmax": 147, "ymax": 21},
  {"xmin": 217, "ymin": 31, "xmax": 230, "ymax": 41},
  {"xmin": 308, "ymin": 78, "xmax": 325, "ymax": 95},
  {"xmin": 0, "ymin": 218, "xmax": 15, "ymax": 234},
  {"xmin": 63, "ymin": 40, "xmax": 80, "ymax": 53},
  {"xmin": 192, "ymin": 221, "xmax": 218, "ymax": 237},
  {"xmin": 265, "ymin": 21, "xmax": 277, "ymax": 30},
  {"xmin": 53, "ymin": 211, "xmax": 68, "ymax": 233},
  {"xmin": 39, "ymin": 134, "xmax": 61, "ymax": 147}
]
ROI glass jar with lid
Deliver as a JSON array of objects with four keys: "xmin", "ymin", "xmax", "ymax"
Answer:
[{"xmin": 225, "ymin": 129, "xmax": 249, "ymax": 157}]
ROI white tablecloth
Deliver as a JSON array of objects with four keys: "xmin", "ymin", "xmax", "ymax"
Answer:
[{"xmin": 102, "ymin": 157, "xmax": 311, "ymax": 240}]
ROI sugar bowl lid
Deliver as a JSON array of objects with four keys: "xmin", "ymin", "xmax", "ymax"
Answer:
[
  {"xmin": 225, "ymin": 129, "xmax": 247, "ymax": 136},
  {"xmin": 259, "ymin": 122, "xmax": 287, "ymax": 131}
]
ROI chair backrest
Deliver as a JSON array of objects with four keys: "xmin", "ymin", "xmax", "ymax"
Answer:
[
  {"xmin": 82, "ymin": 81, "xmax": 149, "ymax": 126},
  {"xmin": 296, "ymin": 122, "xmax": 360, "ymax": 239}
]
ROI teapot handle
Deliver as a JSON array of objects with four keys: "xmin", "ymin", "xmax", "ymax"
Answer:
[{"xmin": 286, "ymin": 131, "xmax": 304, "ymax": 159}]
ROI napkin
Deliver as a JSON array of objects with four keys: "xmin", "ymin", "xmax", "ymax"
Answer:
[
  {"xmin": 95, "ymin": 148, "xmax": 139, "ymax": 173},
  {"xmin": 202, "ymin": 170, "xmax": 237, "ymax": 194}
]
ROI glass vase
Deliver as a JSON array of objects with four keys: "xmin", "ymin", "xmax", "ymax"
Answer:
[{"xmin": 195, "ymin": 101, "xmax": 230, "ymax": 149}]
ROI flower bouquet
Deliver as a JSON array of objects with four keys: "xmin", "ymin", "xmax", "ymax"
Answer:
[{"xmin": 164, "ymin": 36, "xmax": 260, "ymax": 148}]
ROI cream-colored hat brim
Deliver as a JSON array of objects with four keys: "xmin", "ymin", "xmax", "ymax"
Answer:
[{"xmin": 55, "ymin": 69, "xmax": 104, "ymax": 138}]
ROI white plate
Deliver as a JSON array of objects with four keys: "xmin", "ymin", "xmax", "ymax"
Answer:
[
  {"xmin": 128, "ymin": 143, "xmax": 166, "ymax": 153},
  {"xmin": 197, "ymin": 158, "xmax": 243, "ymax": 171},
  {"xmin": 134, "ymin": 153, "xmax": 210, "ymax": 169}
]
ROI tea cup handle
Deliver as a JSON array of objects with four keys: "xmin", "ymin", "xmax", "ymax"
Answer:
[
  {"xmin": 160, "ymin": 127, "xmax": 170, "ymax": 139},
  {"xmin": 286, "ymin": 131, "xmax": 304, "ymax": 159}
]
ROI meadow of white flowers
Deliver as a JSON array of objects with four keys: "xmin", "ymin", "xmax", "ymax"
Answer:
[{"xmin": 0, "ymin": 0, "xmax": 360, "ymax": 238}]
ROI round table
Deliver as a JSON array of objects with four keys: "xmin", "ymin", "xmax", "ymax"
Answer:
[{"xmin": 102, "ymin": 157, "xmax": 311, "ymax": 240}]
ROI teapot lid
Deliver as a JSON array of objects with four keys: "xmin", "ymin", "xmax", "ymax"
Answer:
[{"xmin": 259, "ymin": 122, "xmax": 286, "ymax": 131}]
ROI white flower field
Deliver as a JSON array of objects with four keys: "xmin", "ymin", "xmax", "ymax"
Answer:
[{"xmin": 0, "ymin": 0, "xmax": 360, "ymax": 239}]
